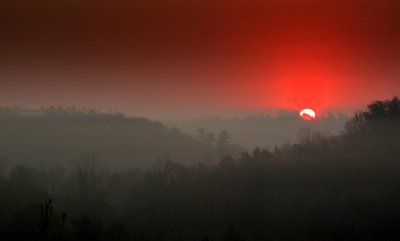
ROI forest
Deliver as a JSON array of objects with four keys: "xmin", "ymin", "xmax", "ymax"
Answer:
[
  {"xmin": 168, "ymin": 110, "xmax": 347, "ymax": 150},
  {"xmin": 0, "ymin": 106, "xmax": 242, "ymax": 169},
  {"xmin": 0, "ymin": 97, "xmax": 400, "ymax": 241}
]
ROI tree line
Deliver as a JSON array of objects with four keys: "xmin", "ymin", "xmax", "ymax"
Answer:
[{"xmin": 0, "ymin": 97, "xmax": 400, "ymax": 241}]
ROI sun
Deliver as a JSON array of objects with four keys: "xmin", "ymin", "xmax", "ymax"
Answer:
[{"xmin": 299, "ymin": 108, "xmax": 316, "ymax": 120}]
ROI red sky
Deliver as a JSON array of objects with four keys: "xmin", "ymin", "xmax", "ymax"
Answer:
[{"xmin": 1, "ymin": 0, "xmax": 399, "ymax": 117}]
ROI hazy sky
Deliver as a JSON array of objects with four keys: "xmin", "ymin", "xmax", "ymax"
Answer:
[{"xmin": 1, "ymin": 0, "xmax": 399, "ymax": 118}]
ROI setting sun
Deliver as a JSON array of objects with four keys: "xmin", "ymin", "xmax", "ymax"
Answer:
[{"xmin": 299, "ymin": 108, "xmax": 316, "ymax": 120}]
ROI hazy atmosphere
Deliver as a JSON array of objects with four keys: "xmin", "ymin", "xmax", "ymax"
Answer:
[
  {"xmin": 1, "ymin": 0, "xmax": 400, "ymax": 241},
  {"xmin": 2, "ymin": 0, "xmax": 400, "ymax": 117}
]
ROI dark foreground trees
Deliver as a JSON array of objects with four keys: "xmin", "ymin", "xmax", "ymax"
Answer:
[
  {"xmin": 346, "ymin": 96, "xmax": 400, "ymax": 137},
  {"xmin": 0, "ymin": 97, "xmax": 400, "ymax": 241}
]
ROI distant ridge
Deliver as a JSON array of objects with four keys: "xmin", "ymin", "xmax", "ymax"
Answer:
[{"xmin": 0, "ymin": 106, "xmax": 242, "ymax": 169}]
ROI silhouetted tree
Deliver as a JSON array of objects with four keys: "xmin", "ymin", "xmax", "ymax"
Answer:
[
  {"xmin": 217, "ymin": 130, "xmax": 232, "ymax": 158},
  {"xmin": 345, "ymin": 96, "xmax": 400, "ymax": 150},
  {"xmin": 75, "ymin": 154, "xmax": 104, "ymax": 203},
  {"xmin": 40, "ymin": 199, "xmax": 53, "ymax": 240},
  {"xmin": 345, "ymin": 112, "xmax": 368, "ymax": 135},
  {"xmin": 1, "ymin": 98, "xmax": 400, "ymax": 241}
]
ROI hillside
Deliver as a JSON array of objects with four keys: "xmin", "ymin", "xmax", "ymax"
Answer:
[
  {"xmin": 0, "ymin": 107, "xmax": 241, "ymax": 169},
  {"xmin": 168, "ymin": 111, "xmax": 348, "ymax": 149}
]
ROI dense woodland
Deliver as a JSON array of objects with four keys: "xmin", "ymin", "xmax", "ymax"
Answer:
[{"xmin": 0, "ymin": 97, "xmax": 400, "ymax": 241}]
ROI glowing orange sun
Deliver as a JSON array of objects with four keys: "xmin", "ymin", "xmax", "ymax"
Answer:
[{"xmin": 299, "ymin": 108, "xmax": 316, "ymax": 120}]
